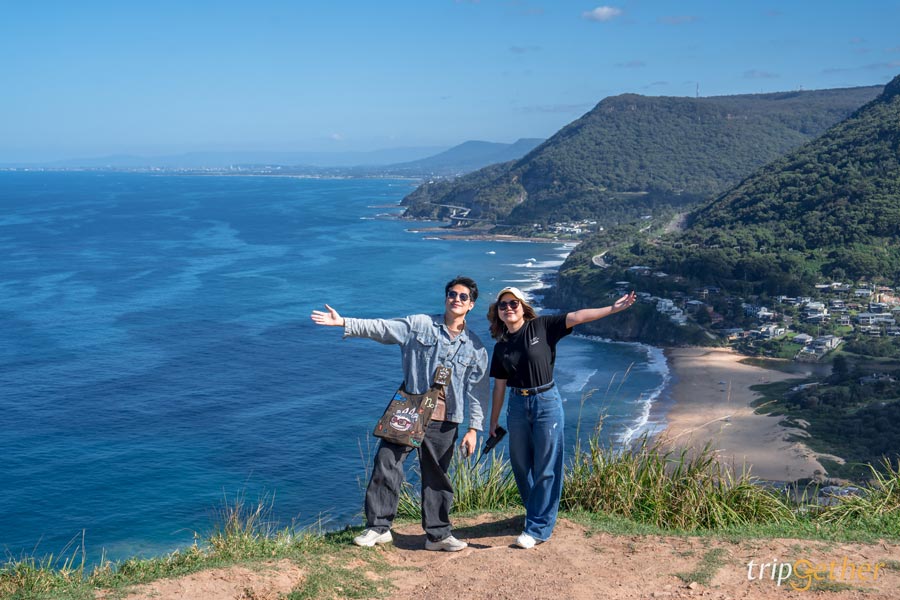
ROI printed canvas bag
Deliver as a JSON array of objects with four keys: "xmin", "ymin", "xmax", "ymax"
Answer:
[
  {"xmin": 372, "ymin": 386, "xmax": 442, "ymax": 448},
  {"xmin": 373, "ymin": 365, "xmax": 451, "ymax": 448}
]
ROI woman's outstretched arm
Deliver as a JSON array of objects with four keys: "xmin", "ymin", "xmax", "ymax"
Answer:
[{"xmin": 565, "ymin": 291, "xmax": 636, "ymax": 328}]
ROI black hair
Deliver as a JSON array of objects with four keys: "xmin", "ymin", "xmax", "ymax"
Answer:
[{"xmin": 445, "ymin": 276, "xmax": 479, "ymax": 302}]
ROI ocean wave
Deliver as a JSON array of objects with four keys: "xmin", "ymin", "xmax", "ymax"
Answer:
[
  {"xmin": 561, "ymin": 367, "xmax": 598, "ymax": 394},
  {"xmin": 554, "ymin": 243, "xmax": 578, "ymax": 260},
  {"xmin": 616, "ymin": 381, "xmax": 669, "ymax": 448},
  {"xmin": 502, "ymin": 276, "xmax": 547, "ymax": 293},
  {"xmin": 570, "ymin": 335, "xmax": 671, "ymax": 449},
  {"xmin": 506, "ymin": 259, "xmax": 564, "ymax": 269}
]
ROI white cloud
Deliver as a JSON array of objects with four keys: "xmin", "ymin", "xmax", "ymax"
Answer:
[
  {"xmin": 329, "ymin": 133, "xmax": 344, "ymax": 142},
  {"xmin": 582, "ymin": 6, "xmax": 623, "ymax": 22}
]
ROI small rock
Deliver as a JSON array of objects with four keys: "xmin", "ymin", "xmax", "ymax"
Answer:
[{"xmin": 687, "ymin": 582, "xmax": 700, "ymax": 590}]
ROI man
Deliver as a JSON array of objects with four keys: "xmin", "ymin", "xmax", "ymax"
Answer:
[{"xmin": 310, "ymin": 276, "xmax": 488, "ymax": 551}]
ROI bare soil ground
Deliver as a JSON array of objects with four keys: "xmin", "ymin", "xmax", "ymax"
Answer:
[{"xmin": 105, "ymin": 515, "xmax": 900, "ymax": 600}]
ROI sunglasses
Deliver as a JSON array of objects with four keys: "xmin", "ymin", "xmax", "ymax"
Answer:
[
  {"xmin": 498, "ymin": 299, "xmax": 520, "ymax": 311},
  {"xmin": 447, "ymin": 290, "xmax": 471, "ymax": 302}
]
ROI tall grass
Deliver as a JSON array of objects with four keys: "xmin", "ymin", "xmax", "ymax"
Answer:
[
  {"xmin": 817, "ymin": 457, "xmax": 900, "ymax": 530},
  {"xmin": 0, "ymin": 494, "xmax": 329, "ymax": 600},
  {"xmin": 397, "ymin": 430, "xmax": 797, "ymax": 532},
  {"xmin": 563, "ymin": 435, "xmax": 796, "ymax": 530},
  {"xmin": 0, "ymin": 550, "xmax": 91, "ymax": 600},
  {"xmin": 204, "ymin": 492, "xmax": 315, "ymax": 560},
  {"xmin": 397, "ymin": 450, "xmax": 520, "ymax": 518}
]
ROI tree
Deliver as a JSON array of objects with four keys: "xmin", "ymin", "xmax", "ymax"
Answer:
[{"xmin": 831, "ymin": 354, "xmax": 850, "ymax": 382}]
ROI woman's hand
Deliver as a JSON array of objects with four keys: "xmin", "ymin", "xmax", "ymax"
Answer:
[
  {"xmin": 613, "ymin": 291, "xmax": 636, "ymax": 313},
  {"xmin": 310, "ymin": 304, "xmax": 345, "ymax": 327}
]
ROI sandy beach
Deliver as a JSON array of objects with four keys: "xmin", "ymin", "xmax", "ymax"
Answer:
[{"xmin": 659, "ymin": 347, "xmax": 840, "ymax": 482}]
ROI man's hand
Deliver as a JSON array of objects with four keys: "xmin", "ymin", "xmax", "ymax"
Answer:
[
  {"xmin": 460, "ymin": 429, "xmax": 478, "ymax": 457},
  {"xmin": 310, "ymin": 304, "xmax": 344, "ymax": 327}
]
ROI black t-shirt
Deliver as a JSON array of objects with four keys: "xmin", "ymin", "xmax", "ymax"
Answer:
[{"xmin": 489, "ymin": 314, "xmax": 573, "ymax": 389}]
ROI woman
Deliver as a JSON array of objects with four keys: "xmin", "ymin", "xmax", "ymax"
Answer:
[{"xmin": 488, "ymin": 286, "xmax": 636, "ymax": 549}]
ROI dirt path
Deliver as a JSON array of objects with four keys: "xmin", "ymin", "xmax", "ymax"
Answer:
[
  {"xmin": 385, "ymin": 515, "xmax": 900, "ymax": 600},
  {"xmin": 106, "ymin": 515, "xmax": 900, "ymax": 599}
]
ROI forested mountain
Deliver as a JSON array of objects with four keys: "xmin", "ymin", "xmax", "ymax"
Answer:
[
  {"xmin": 402, "ymin": 85, "xmax": 882, "ymax": 227},
  {"xmin": 558, "ymin": 74, "xmax": 900, "ymax": 304}
]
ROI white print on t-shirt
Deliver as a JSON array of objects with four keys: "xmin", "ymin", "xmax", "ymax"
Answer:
[{"xmin": 530, "ymin": 337, "xmax": 541, "ymax": 345}]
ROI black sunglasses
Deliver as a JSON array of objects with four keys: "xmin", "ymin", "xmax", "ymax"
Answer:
[
  {"xmin": 498, "ymin": 299, "xmax": 520, "ymax": 311},
  {"xmin": 447, "ymin": 290, "xmax": 471, "ymax": 302}
]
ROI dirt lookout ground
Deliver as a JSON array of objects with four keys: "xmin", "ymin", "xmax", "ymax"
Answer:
[{"xmin": 105, "ymin": 514, "xmax": 900, "ymax": 600}]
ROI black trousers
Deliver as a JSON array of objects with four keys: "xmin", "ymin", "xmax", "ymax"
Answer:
[{"xmin": 364, "ymin": 420, "xmax": 458, "ymax": 542}]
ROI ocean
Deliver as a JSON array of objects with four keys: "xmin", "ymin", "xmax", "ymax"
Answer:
[{"xmin": 0, "ymin": 172, "xmax": 667, "ymax": 563}]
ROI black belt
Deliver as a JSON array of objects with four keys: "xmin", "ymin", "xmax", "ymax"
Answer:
[{"xmin": 510, "ymin": 382, "xmax": 555, "ymax": 396}]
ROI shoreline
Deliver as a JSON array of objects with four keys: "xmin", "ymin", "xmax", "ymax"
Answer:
[
  {"xmin": 571, "ymin": 335, "xmax": 672, "ymax": 447},
  {"xmin": 407, "ymin": 225, "xmax": 569, "ymax": 244},
  {"xmin": 404, "ymin": 220, "xmax": 836, "ymax": 484},
  {"xmin": 654, "ymin": 347, "xmax": 839, "ymax": 482},
  {"xmin": 403, "ymin": 217, "xmax": 837, "ymax": 483}
]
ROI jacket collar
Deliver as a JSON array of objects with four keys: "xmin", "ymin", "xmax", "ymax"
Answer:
[{"xmin": 433, "ymin": 313, "xmax": 469, "ymax": 343}]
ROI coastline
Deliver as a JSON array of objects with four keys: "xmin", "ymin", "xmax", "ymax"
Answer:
[
  {"xmin": 655, "ymin": 347, "xmax": 838, "ymax": 482},
  {"xmin": 406, "ymin": 216, "xmax": 835, "ymax": 483},
  {"xmin": 406, "ymin": 224, "xmax": 568, "ymax": 244},
  {"xmin": 571, "ymin": 335, "xmax": 672, "ymax": 447}
]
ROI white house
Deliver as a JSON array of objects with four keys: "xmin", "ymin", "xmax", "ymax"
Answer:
[
  {"xmin": 813, "ymin": 335, "xmax": 842, "ymax": 351},
  {"xmin": 793, "ymin": 333, "xmax": 813, "ymax": 345}
]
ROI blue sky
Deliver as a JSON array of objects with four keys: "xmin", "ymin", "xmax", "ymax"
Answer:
[{"xmin": 2, "ymin": 1, "xmax": 898, "ymax": 162}]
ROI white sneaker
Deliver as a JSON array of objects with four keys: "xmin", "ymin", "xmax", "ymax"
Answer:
[
  {"xmin": 353, "ymin": 528, "xmax": 392, "ymax": 547},
  {"xmin": 425, "ymin": 535, "xmax": 468, "ymax": 552},
  {"xmin": 515, "ymin": 532, "xmax": 538, "ymax": 549}
]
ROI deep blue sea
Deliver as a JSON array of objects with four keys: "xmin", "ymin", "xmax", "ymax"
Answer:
[{"xmin": 0, "ymin": 172, "xmax": 667, "ymax": 564}]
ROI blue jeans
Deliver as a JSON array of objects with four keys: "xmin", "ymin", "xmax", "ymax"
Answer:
[{"xmin": 506, "ymin": 386, "xmax": 564, "ymax": 541}]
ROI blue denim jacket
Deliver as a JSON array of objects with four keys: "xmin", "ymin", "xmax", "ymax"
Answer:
[{"xmin": 343, "ymin": 314, "xmax": 488, "ymax": 431}]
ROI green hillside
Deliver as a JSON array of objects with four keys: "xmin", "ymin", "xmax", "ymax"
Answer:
[
  {"xmin": 562, "ymin": 73, "xmax": 900, "ymax": 303},
  {"xmin": 683, "ymin": 76, "xmax": 900, "ymax": 283},
  {"xmin": 402, "ymin": 86, "xmax": 882, "ymax": 228}
]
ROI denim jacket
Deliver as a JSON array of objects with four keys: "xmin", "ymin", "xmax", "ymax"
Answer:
[{"xmin": 343, "ymin": 314, "xmax": 488, "ymax": 431}]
